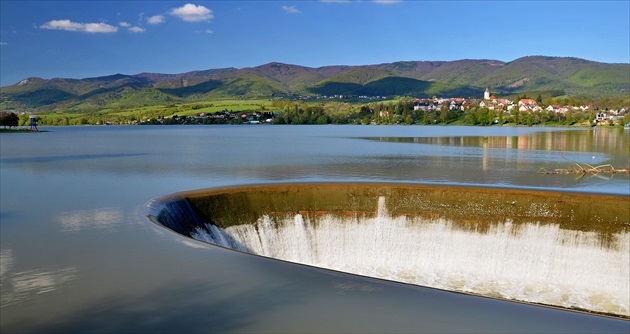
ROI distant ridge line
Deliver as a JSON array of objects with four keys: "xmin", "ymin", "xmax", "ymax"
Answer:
[{"xmin": 1, "ymin": 56, "xmax": 628, "ymax": 111}]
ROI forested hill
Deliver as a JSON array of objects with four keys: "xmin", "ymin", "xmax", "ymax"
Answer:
[{"xmin": 1, "ymin": 56, "xmax": 628, "ymax": 112}]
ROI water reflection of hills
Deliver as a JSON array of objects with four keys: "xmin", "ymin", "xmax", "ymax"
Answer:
[{"xmin": 365, "ymin": 129, "xmax": 629, "ymax": 155}]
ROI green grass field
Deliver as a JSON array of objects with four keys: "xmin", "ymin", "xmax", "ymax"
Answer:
[{"xmin": 105, "ymin": 99, "xmax": 273, "ymax": 117}]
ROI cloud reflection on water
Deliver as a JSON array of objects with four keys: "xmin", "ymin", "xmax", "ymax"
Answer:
[
  {"xmin": 56, "ymin": 207, "xmax": 124, "ymax": 232},
  {"xmin": 0, "ymin": 249, "xmax": 77, "ymax": 308}
]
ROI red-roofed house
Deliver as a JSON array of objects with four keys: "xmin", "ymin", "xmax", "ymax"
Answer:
[{"xmin": 518, "ymin": 99, "xmax": 537, "ymax": 107}]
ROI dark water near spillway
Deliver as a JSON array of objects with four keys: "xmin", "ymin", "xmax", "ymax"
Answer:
[{"xmin": 1, "ymin": 125, "xmax": 629, "ymax": 333}]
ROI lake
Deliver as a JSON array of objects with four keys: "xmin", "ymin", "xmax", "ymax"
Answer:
[{"xmin": 1, "ymin": 125, "xmax": 628, "ymax": 333}]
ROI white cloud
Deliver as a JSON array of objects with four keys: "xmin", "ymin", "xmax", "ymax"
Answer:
[
  {"xmin": 40, "ymin": 20, "xmax": 83, "ymax": 32},
  {"xmin": 119, "ymin": 21, "xmax": 145, "ymax": 32},
  {"xmin": 84, "ymin": 23, "xmax": 118, "ymax": 33},
  {"xmin": 282, "ymin": 5, "xmax": 301, "ymax": 14},
  {"xmin": 170, "ymin": 3, "xmax": 213, "ymax": 22},
  {"xmin": 147, "ymin": 15, "xmax": 165, "ymax": 25},
  {"xmin": 40, "ymin": 20, "xmax": 118, "ymax": 33},
  {"xmin": 0, "ymin": 42, "xmax": 7, "ymax": 46},
  {"xmin": 128, "ymin": 26, "xmax": 146, "ymax": 33}
]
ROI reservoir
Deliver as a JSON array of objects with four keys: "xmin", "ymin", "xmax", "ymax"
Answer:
[{"xmin": 1, "ymin": 125, "xmax": 629, "ymax": 333}]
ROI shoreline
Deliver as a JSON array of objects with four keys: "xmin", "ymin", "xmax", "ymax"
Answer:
[{"xmin": 0, "ymin": 128, "xmax": 47, "ymax": 133}]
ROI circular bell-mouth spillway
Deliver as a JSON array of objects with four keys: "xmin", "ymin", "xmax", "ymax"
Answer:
[{"xmin": 147, "ymin": 183, "xmax": 630, "ymax": 318}]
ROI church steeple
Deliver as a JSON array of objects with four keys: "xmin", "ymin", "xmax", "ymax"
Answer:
[{"xmin": 484, "ymin": 88, "xmax": 490, "ymax": 100}]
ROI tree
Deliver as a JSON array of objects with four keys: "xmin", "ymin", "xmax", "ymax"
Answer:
[
  {"xmin": 423, "ymin": 110, "xmax": 434, "ymax": 125},
  {"xmin": 464, "ymin": 107, "xmax": 478, "ymax": 125},
  {"xmin": 0, "ymin": 112, "xmax": 19, "ymax": 129},
  {"xmin": 540, "ymin": 110, "xmax": 549, "ymax": 125},
  {"xmin": 524, "ymin": 113, "xmax": 534, "ymax": 126},
  {"xmin": 316, "ymin": 115, "xmax": 329, "ymax": 124},
  {"xmin": 18, "ymin": 114, "xmax": 30, "ymax": 126},
  {"xmin": 440, "ymin": 107, "xmax": 448, "ymax": 124},
  {"xmin": 565, "ymin": 110, "xmax": 575, "ymax": 125},
  {"xmin": 510, "ymin": 108, "xmax": 520, "ymax": 125}
]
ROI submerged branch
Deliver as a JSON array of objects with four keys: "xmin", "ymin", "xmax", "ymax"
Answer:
[{"xmin": 538, "ymin": 163, "xmax": 630, "ymax": 176}]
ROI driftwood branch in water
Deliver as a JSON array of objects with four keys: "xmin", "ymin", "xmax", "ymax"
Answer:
[{"xmin": 538, "ymin": 163, "xmax": 630, "ymax": 176}]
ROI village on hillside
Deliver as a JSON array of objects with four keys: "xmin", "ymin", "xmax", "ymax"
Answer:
[
  {"xmin": 1, "ymin": 88, "xmax": 628, "ymax": 127},
  {"xmin": 138, "ymin": 88, "xmax": 630, "ymax": 126},
  {"xmin": 411, "ymin": 88, "xmax": 627, "ymax": 125}
]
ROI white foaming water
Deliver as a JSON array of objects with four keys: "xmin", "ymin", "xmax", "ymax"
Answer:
[{"xmin": 192, "ymin": 197, "xmax": 630, "ymax": 317}]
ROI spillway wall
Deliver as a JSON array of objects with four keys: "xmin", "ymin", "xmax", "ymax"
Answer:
[{"xmin": 148, "ymin": 183, "xmax": 630, "ymax": 317}]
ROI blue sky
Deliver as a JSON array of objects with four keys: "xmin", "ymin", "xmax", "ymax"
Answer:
[{"xmin": 1, "ymin": 1, "xmax": 629, "ymax": 87}]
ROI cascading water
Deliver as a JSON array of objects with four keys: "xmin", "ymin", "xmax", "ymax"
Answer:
[
  {"xmin": 190, "ymin": 195, "xmax": 630, "ymax": 317},
  {"xmin": 148, "ymin": 183, "xmax": 630, "ymax": 318}
]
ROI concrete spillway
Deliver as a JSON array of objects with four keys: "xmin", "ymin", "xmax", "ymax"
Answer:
[{"xmin": 147, "ymin": 183, "xmax": 630, "ymax": 318}]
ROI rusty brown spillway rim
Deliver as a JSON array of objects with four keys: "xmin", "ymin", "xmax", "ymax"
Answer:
[
  {"xmin": 181, "ymin": 182, "xmax": 629, "ymax": 234},
  {"xmin": 180, "ymin": 181, "xmax": 629, "ymax": 200}
]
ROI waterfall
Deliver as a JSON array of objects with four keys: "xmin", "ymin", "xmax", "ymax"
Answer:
[{"xmin": 190, "ymin": 196, "xmax": 630, "ymax": 317}]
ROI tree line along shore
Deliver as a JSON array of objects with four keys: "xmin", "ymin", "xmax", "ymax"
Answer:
[{"xmin": 1, "ymin": 94, "xmax": 629, "ymax": 128}]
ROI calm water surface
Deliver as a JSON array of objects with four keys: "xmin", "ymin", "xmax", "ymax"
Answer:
[{"xmin": 1, "ymin": 125, "xmax": 628, "ymax": 333}]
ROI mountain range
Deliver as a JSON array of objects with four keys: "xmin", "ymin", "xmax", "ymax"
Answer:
[{"xmin": 1, "ymin": 56, "xmax": 628, "ymax": 112}]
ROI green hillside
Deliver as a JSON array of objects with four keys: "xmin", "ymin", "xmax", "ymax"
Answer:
[
  {"xmin": 157, "ymin": 80, "xmax": 223, "ymax": 98},
  {"xmin": 12, "ymin": 88, "xmax": 77, "ymax": 108},
  {"xmin": 308, "ymin": 82, "xmax": 364, "ymax": 96},
  {"xmin": 1, "ymin": 56, "xmax": 627, "ymax": 113},
  {"xmin": 198, "ymin": 78, "xmax": 282, "ymax": 98}
]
